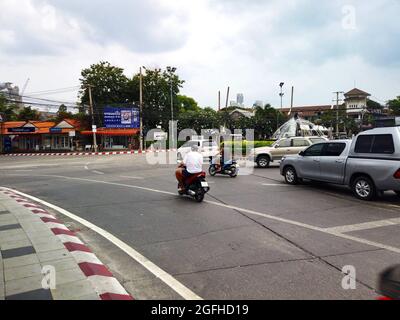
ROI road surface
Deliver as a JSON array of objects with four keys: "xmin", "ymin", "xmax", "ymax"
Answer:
[{"xmin": 1, "ymin": 154, "xmax": 400, "ymax": 299}]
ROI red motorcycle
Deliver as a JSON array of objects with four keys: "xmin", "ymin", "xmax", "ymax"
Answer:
[{"xmin": 178, "ymin": 170, "xmax": 210, "ymax": 203}]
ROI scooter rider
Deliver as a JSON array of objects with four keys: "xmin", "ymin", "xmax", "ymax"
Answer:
[{"xmin": 176, "ymin": 144, "xmax": 203, "ymax": 191}]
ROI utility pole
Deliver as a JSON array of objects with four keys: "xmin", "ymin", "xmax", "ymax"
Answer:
[
  {"xmin": 167, "ymin": 66, "xmax": 176, "ymax": 150},
  {"xmin": 218, "ymin": 91, "xmax": 221, "ymax": 111},
  {"xmin": 225, "ymin": 87, "xmax": 230, "ymax": 109},
  {"xmin": 290, "ymin": 86, "xmax": 294, "ymax": 110},
  {"xmin": 139, "ymin": 67, "xmax": 143, "ymax": 151},
  {"xmin": 0, "ymin": 115, "xmax": 3, "ymax": 154},
  {"xmin": 333, "ymin": 91, "xmax": 344, "ymax": 138},
  {"xmin": 87, "ymin": 85, "xmax": 98, "ymax": 152},
  {"xmin": 277, "ymin": 82, "xmax": 285, "ymax": 130}
]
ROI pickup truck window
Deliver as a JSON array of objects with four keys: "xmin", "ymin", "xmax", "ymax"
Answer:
[
  {"xmin": 355, "ymin": 134, "xmax": 394, "ymax": 154},
  {"xmin": 304, "ymin": 143, "xmax": 324, "ymax": 157},
  {"xmin": 309, "ymin": 138, "xmax": 326, "ymax": 144},
  {"xmin": 293, "ymin": 139, "xmax": 310, "ymax": 147},
  {"xmin": 322, "ymin": 143, "xmax": 346, "ymax": 157},
  {"xmin": 277, "ymin": 139, "xmax": 291, "ymax": 148}
]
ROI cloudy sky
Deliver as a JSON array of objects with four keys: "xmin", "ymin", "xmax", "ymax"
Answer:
[{"xmin": 1, "ymin": 0, "xmax": 399, "ymax": 110}]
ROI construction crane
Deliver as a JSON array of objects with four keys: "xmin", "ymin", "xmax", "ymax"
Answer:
[{"xmin": 21, "ymin": 78, "xmax": 30, "ymax": 96}]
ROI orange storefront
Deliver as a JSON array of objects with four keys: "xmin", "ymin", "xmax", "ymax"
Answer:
[
  {"xmin": 80, "ymin": 128, "xmax": 140, "ymax": 150},
  {"xmin": 1, "ymin": 119, "xmax": 81, "ymax": 152}
]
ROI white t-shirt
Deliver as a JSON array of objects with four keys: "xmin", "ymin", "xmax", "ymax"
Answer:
[{"xmin": 183, "ymin": 151, "xmax": 203, "ymax": 174}]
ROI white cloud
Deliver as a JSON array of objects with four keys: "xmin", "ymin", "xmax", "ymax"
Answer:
[{"xmin": 1, "ymin": 0, "xmax": 399, "ymax": 109}]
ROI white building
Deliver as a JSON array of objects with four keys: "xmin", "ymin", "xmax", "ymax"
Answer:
[{"xmin": 344, "ymin": 88, "xmax": 371, "ymax": 119}]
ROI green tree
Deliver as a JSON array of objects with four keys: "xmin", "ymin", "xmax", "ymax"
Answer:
[
  {"xmin": 387, "ymin": 96, "xmax": 400, "ymax": 115},
  {"xmin": 253, "ymin": 104, "xmax": 285, "ymax": 139},
  {"xmin": 79, "ymin": 62, "xmax": 186, "ymax": 132},
  {"xmin": 132, "ymin": 67, "xmax": 184, "ymax": 132},
  {"xmin": 79, "ymin": 61, "xmax": 132, "ymax": 126},
  {"xmin": 16, "ymin": 106, "xmax": 40, "ymax": 121},
  {"xmin": 55, "ymin": 104, "xmax": 73, "ymax": 122},
  {"xmin": 0, "ymin": 93, "xmax": 17, "ymax": 121},
  {"xmin": 177, "ymin": 95, "xmax": 200, "ymax": 113},
  {"xmin": 178, "ymin": 108, "xmax": 215, "ymax": 133},
  {"xmin": 367, "ymin": 99, "xmax": 383, "ymax": 111}
]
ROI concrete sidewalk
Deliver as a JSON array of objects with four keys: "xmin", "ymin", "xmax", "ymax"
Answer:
[{"xmin": 0, "ymin": 188, "xmax": 133, "ymax": 300}]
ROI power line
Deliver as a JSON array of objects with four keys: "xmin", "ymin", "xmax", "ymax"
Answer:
[
  {"xmin": 25, "ymin": 86, "xmax": 80, "ymax": 96},
  {"xmin": 5, "ymin": 92, "xmax": 78, "ymax": 106}
]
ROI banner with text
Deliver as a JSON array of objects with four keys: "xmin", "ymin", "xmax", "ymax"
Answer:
[{"xmin": 104, "ymin": 107, "xmax": 140, "ymax": 128}]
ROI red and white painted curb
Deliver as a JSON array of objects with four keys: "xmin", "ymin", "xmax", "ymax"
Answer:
[
  {"xmin": 0, "ymin": 188, "xmax": 133, "ymax": 300},
  {"xmin": 1, "ymin": 149, "xmax": 177, "ymax": 157}
]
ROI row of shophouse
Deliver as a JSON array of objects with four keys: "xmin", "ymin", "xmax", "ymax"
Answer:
[{"xmin": 0, "ymin": 118, "xmax": 140, "ymax": 153}]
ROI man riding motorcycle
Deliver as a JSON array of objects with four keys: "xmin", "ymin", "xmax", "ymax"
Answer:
[{"xmin": 176, "ymin": 144, "xmax": 204, "ymax": 191}]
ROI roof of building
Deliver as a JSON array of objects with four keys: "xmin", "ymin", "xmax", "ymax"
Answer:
[
  {"xmin": 281, "ymin": 105, "xmax": 333, "ymax": 112},
  {"xmin": 344, "ymin": 88, "xmax": 371, "ymax": 97},
  {"xmin": 229, "ymin": 108, "xmax": 255, "ymax": 118},
  {"xmin": 1, "ymin": 119, "xmax": 81, "ymax": 134},
  {"xmin": 63, "ymin": 119, "xmax": 81, "ymax": 127},
  {"xmin": 29, "ymin": 121, "xmax": 56, "ymax": 128},
  {"xmin": 1, "ymin": 121, "xmax": 26, "ymax": 129},
  {"xmin": 281, "ymin": 105, "xmax": 336, "ymax": 116}
]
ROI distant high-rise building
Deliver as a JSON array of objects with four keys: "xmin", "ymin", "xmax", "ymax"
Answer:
[{"xmin": 237, "ymin": 93, "xmax": 244, "ymax": 107}]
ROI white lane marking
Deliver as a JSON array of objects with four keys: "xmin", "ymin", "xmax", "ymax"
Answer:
[
  {"xmin": 262, "ymin": 183, "xmax": 289, "ymax": 186},
  {"xmin": 4, "ymin": 175, "xmax": 400, "ymax": 256},
  {"xmin": 322, "ymin": 218, "xmax": 400, "ymax": 234},
  {"xmin": 3, "ymin": 186, "xmax": 202, "ymax": 301},
  {"xmin": 92, "ymin": 170, "xmax": 104, "ymax": 175},
  {"xmin": 84, "ymin": 162, "xmax": 90, "ymax": 170},
  {"xmin": 119, "ymin": 176, "xmax": 145, "ymax": 180}
]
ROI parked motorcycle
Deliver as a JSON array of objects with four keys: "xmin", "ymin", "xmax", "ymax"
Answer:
[
  {"xmin": 209, "ymin": 159, "xmax": 239, "ymax": 178},
  {"xmin": 178, "ymin": 171, "xmax": 210, "ymax": 202}
]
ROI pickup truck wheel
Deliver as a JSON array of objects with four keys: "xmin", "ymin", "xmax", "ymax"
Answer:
[
  {"xmin": 352, "ymin": 176, "xmax": 376, "ymax": 201},
  {"xmin": 257, "ymin": 156, "xmax": 270, "ymax": 168},
  {"xmin": 284, "ymin": 166, "xmax": 298, "ymax": 185},
  {"xmin": 394, "ymin": 191, "xmax": 400, "ymax": 198}
]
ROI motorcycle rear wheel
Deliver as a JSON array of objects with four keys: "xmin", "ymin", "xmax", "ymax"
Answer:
[
  {"xmin": 195, "ymin": 189, "xmax": 205, "ymax": 202},
  {"xmin": 209, "ymin": 166, "xmax": 217, "ymax": 176},
  {"xmin": 229, "ymin": 167, "xmax": 238, "ymax": 178}
]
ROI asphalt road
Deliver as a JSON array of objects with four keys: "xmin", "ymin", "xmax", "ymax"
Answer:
[{"xmin": 1, "ymin": 153, "xmax": 400, "ymax": 300}]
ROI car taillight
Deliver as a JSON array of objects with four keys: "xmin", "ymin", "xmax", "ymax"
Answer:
[{"xmin": 394, "ymin": 169, "xmax": 400, "ymax": 179}]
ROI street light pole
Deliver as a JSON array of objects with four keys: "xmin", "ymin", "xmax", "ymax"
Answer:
[
  {"xmin": 333, "ymin": 91, "xmax": 344, "ymax": 138},
  {"xmin": 139, "ymin": 67, "xmax": 143, "ymax": 152},
  {"xmin": 277, "ymin": 82, "xmax": 284, "ymax": 130},
  {"xmin": 167, "ymin": 66, "xmax": 176, "ymax": 150},
  {"xmin": 87, "ymin": 85, "xmax": 98, "ymax": 153}
]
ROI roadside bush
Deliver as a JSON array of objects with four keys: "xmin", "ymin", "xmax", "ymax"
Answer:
[{"xmin": 222, "ymin": 140, "xmax": 274, "ymax": 154}]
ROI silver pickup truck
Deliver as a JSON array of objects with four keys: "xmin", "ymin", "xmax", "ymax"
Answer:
[{"xmin": 280, "ymin": 127, "xmax": 400, "ymax": 200}]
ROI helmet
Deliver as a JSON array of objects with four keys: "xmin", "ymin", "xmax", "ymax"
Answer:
[{"xmin": 191, "ymin": 144, "xmax": 199, "ymax": 152}]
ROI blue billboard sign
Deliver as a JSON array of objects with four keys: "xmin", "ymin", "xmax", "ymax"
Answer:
[
  {"xmin": 8, "ymin": 127, "xmax": 36, "ymax": 133},
  {"xmin": 104, "ymin": 107, "xmax": 140, "ymax": 129}
]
